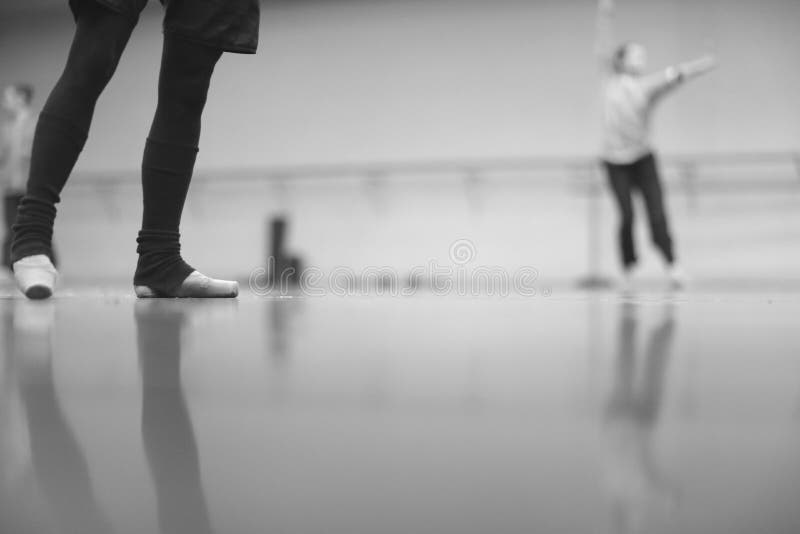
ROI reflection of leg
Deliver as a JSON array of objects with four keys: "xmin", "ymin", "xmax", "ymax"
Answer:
[
  {"xmin": 637, "ymin": 306, "xmax": 679, "ymax": 501},
  {"xmin": 0, "ymin": 307, "xmax": 30, "ymax": 533},
  {"xmin": 270, "ymin": 299, "xmax": 289, "ymax": 362},
  {"xmin": 609, "ymin": 303, "xmax": 637, "ymax": 415},
  {"xmin": 136, "ymin": 303, "xmax": 214, "ymax": 534},
  {"xmin": 638, "ymin": 308, "xmax": 675, "ymax": 424},
  {"xmin": 15, "ymin": 303, "xmax": 112, "ymax": 534},
  {"xmin": 605, "ymin": 163, "xmax": 636, "ymax": 269},
  {"xmin": 11, "ymin": 3, "xmax": 136, "ymax": 263},
  {"xmin": 604, "ymin": 304, "xmax": 647, "ymax": 534},
  {"xmin": 637, "ymin": 155, "xmax": 674, "ymax": 266}
]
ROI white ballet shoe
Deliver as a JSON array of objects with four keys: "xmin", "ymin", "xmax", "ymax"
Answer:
[
  {"xmin": 12, "ymin": 255, "xmax": 57, "ymax": 300},
  {"xmin": 134, "ymin": 270, "xmax": 238, "ymax": 298}
]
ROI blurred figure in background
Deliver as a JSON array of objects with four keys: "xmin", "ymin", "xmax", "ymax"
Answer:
[
  {"xmin": 595, "ymin": 0, "xmax": 717, "ymax": 290},
  {"xmin": 0, "ymin": 84, "xmax": 38, "ymax": 272}
]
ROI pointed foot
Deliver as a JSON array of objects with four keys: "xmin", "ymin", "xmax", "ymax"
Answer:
[{"xmin": 135, "ymin": 271, "xmax": 238, "ymax": 298}]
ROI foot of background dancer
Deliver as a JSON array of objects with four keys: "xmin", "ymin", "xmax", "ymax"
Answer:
[
  {"xmin": 667, "ymin": 263, "xmax": 687, "ymax": 290},
  {"xmin": 12, "ymin": 254, "xmax": 57, "ymax": 300},
  {"xmin": 620, "ymin": 265, "xmax": 637, "ymax": 293},
  {"xmin": 134, "ymin": 270, "xmax": 238, "ymax": 299}
]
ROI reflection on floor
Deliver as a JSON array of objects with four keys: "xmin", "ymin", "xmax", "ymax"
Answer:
[
  {"xmin": 1, "ymin": 290, "xmax": 799, "ymax": 534},
  {"xmin": 603, "ymin": 302, "xmax": 676, "ymax": 534}
]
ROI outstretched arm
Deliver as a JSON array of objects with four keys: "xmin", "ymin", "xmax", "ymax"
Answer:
[
  {"xmin": 595, "ymin": 0, "xmax": 617, "ymax": 75},
  {"xmin": 677, "ymin": 54, "xmax": 718, "ymax": 81},
  {"xmin": 642, "ymin": 54, "xmax": 718, "ymax": 102}
]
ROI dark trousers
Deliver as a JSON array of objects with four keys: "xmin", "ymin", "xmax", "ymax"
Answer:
[{"xmin": 604, "ymin": 153, "xmax": 675, "ymax": 268}]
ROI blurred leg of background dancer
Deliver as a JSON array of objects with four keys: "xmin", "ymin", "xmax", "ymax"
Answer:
[
  {"xmin": 1, "ymin": 83, "xmax": 51, "ymax": 273},
  {"xmin": 604, "ymin": 160, "xmax": 637, "ymax": 290}
]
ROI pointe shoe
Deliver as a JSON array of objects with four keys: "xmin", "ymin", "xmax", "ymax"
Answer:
[
  {"xmin": 12, "ymin": 255, "xmax": 58, "ymax": 300},
  {"xmin": 134, "ymin": 270, "xmax": 239, "ymax": 299}
]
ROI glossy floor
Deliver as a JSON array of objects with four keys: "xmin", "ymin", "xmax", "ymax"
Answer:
[{"xmin": 1, "ymin": 289, "xmax": 799, "ymax": 534}]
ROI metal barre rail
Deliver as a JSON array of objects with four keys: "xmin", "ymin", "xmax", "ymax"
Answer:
[
  {"xmin": 63, "ymin": 150, "xmax": 799, "ymax": 287},
  {"xmin": 69, "ymin": 151, "xmax": 800, "ymax": 189}
]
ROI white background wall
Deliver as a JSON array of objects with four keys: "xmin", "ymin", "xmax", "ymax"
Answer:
[
  {"xmin": 0, "ymin": 0, "xmax": 798, "ymax": 284},
  {"xmin": 1, "ymin": 0, "xmax": 798, "ymax": 172}
]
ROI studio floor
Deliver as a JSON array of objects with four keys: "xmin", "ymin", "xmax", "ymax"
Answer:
[{"xmin": 1, "ymin": 286, "xmax": 799, "ymax": 534}]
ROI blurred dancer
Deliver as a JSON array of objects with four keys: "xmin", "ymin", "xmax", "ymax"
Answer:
[
  {"xmin": 10, "ymin": 0, "xmax": 260, "ymax": 299},
  {"xmin": 595, "ymin": 0, "xmax": 716, "ymax": 289},
  {"xmin": 0, "ymin": 84, "xmax": 38, "ymax": 271}
]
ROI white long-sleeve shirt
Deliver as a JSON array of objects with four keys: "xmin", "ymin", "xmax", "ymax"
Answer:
[{"xmin": 601, "ymin": 69, "xmax": 682, "ymax": 165}]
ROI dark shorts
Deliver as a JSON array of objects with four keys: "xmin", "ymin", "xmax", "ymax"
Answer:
[{"xmin": 68, "ymin": 0, "xmax": 260, "ymax": 54}]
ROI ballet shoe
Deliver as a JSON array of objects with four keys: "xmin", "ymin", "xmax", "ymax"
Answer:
[
  {"xmin": 134, "ymin": 270, "xmax": 238, "ymax": 299},
  {"xmin": 12, "ymin": 255, "xmax": 58, "ymax": 300}
]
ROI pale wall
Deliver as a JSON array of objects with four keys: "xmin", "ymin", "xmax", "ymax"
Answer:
[
  {"xmin": 0, "ymin": 0, "xmax": 798, "ymax": 284},
  {"xmin": 1, "ymin": 0, "xmax": 798, "ymax": 171}
]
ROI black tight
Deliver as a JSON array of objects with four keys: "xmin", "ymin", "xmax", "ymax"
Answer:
[
  {"xmin": 135, "ymin": 38, "xmax": 222, "ymax": 292},
  {"xmin": 12, "ymin": 1, "xmax": 222, "ymax": 293},
  {"xmin": 12, "ymin": 3, "xmax": 135, "ymax": 262}
]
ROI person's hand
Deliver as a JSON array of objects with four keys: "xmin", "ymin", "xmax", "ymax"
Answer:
[{"xmin": 694, "ymin": 54, "xmax": 718, "ymax": 71}]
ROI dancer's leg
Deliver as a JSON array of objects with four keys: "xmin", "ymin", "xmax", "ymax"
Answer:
[
  {"xmin": 133, "ymin": 36, "xmax": 236, "ymax": 297},
  {"xmin": 605, "ymin": 161, "xmax": 637, "ymax": 269},
  {"xmin": 637, "ymin": 154, "xmax": 674, "ymax": 265},
  {"xmin": 11, "ymin": 3, "xmax": 137, "ymax": 264}
]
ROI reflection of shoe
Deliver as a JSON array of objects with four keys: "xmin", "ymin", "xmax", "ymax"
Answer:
[
  {"xmin": 668, "ymin": 265, "xmax": 688, "ymax": 290},
  {"xmin": 12, "ymin": 255, "xmax": 57, "ymax": 300},
  {"xmin": 13, "ymin": 300, "xmax": 56, "ymax": 334},
  {"xmin": 135, "ymin": 270, "xmax": 238, "ymax": 298},
  {"xmin": 134, "ymin": 298, "xmax": 188, "ymax": 327},
  {"xmin": 620, "ymin": 267, "xmax": 636, "ymax": 293}
]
